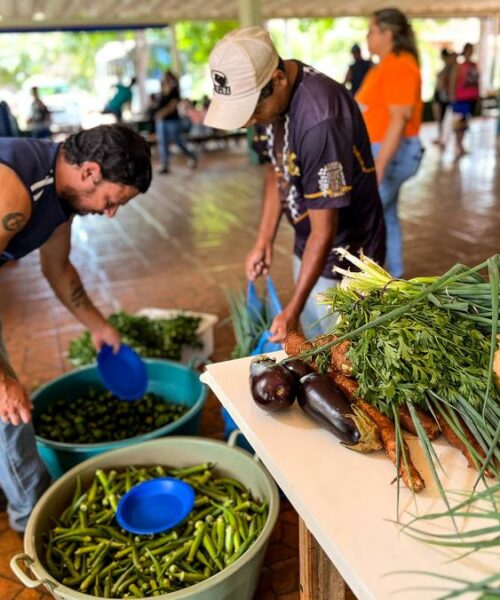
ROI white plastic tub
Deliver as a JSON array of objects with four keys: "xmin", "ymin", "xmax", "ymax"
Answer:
[{"xmin": 136, "ymin": 308, "xmax": 219, "ymax": 364}]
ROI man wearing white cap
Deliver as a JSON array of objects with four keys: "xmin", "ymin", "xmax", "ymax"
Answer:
[{"xmin": 205, "ymin": 27, "xmax": 385, "ymax": 341}]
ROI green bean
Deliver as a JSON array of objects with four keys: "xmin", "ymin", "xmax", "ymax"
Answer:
[
  {"xmin": 103, "ymin": 571, "xmax": 112, "ymax": 598},
  {"xmin": 81, "ymin": 542, "xmax": 111, "ymax": 590},
  {"xmin": 44, "ymin": 463, "xmax": 268, "ymax": 597},
  {"xmin": 161, "ymin": 542, "xmax": 191, "ymax": 571},
  {"xmin": 187, "ymin": 521, "xmax": 206, "ymax": 563},
  {"xmin": 191, "ymin": 484, "xmax": 228, "ymax": 503},
  {"xmin": 236, "ymin": 512, "xmax": 249, "ymax": 540},
  {"xmin": 226, "ymin": 529, "xmax": 260, "ymax": 566},
  {"xmin": 203, "ymin": 534, "xmax": 223, "ymax": 571},
  {"xmin": 220, "ymin": 504, "xmax": 238, "ymax": 530},
  {"xmin": 177, "ymin": 570, "xmax": 209, "ymax": 583},
  {"xmin": 129, "ymin": 582, "xmax": 143, "ymax": 598},
  {"xmin": 140, "ymin": 531, "xmax": 178, "ymax": 550},
  {"xmin": 45, "ymin": 543, "xmax": 62, "ymax": 578},
  {"xmin": 216, "ymin": 516, "xmax": 225, "ymax": 556},
  {"xmin": 170, "ymin": 463, "xmax": 212, "ymax": 477},
  {"xmin": 225, "ymin": 525, "xmax": 234, "ymax": 554},
  {"xmin": 145, "ymin": 548, "xmax": 162, "ymax": 580},
  {"xmin": 215, "ymin": 477, "xmax": 248, "ymax": 492},
  {"xmin": 233, "ymin": 530, "xmax": 241, "ymax": 552},
  {"xmin": 111, "ymin": 565, "xmax": 134, "ymax": 595}
]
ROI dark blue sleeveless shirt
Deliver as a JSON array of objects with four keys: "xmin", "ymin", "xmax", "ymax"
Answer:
[{"xmin": 0, "ymin": 138, "xmax": 74, "ymax": 266}]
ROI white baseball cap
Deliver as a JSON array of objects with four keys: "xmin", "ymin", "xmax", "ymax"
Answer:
[{"xmin": 204, "ymin": 26, "xmax": 279, "ymax": 130}]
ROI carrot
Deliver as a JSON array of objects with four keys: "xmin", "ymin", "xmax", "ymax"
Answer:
[
  {"xmin": 435, "ymin": 409, "xmax": 494, "ymax": 477},
  {"xmin": 330, "ymin": 340, "xmax": 352, "ymax": 375},
  {"xmin": 283, "ymin": 331, "xmax": 313, "ymax": 357},
  {"xmin": 330, "ymin": 372, "xmax": 425, "ymax": 492},
  {"xmin": 398, "ymin": 405, "xmax": 440, "ymax": 440},
  {"xmin": 357, "ymin": 399, "xmax": 425, "ymax": 492}
]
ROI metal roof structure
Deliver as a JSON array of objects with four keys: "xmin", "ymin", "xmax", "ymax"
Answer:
[{"xmin": 0, "ymin": 0, "xmax": 499, "ymax": 31}]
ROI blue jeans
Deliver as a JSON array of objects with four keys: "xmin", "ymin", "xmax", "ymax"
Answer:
[
  {"xmin": 293, "ymin": 255, "xmax": 338, "ymax": 338},
  {"xmin": 0, "ymin": 321, "xmax": 51, "ymax": 531},
  {"xmin": 155, "ymin": 118, "xmax": 196, "ymax": 167},
  {"xmin": 372, "ymin": 136, "xmax": 423, "ymax": 278}
]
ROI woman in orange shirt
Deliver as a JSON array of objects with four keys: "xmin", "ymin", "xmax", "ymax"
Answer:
[{"xmin": 356, "ymin": 9, "xmax": 424, "ymax": 278}]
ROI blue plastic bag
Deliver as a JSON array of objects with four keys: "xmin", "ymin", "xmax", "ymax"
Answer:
[
  {"xmin": 247, "ymin": 276, "xmax": 282, "ymax": 356},
  {"xmin": 223, "ymin": 276, "xmax": 283, "ymax": 451}
]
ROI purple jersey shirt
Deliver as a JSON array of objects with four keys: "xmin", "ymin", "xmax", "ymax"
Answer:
[{"xmin": 253, "ymin": 61, "xmax": 385, "ymax": 279}]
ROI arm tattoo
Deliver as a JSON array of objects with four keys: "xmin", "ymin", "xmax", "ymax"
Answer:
[
  {"xmin": 2, "ymin": 212, "xmax": 26, "ymax": 232},
  {"xmin": 69, "ymin": 277, "xmax": 91, "ymax": 309}
]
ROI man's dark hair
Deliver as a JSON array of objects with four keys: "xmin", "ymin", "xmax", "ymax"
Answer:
[
  {"xmin": 257, "ymin": 57, "xmax": 286, "ymax": 103},
  {"xmin": 61, "ymin": 124, "xmax": 152, "ymax": 193}
]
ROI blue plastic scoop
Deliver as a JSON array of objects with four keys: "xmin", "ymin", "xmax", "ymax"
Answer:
[
  {"xmin": 97, "ymin": 343, "xmax": 148, "ymax": 401},
  {"xmin": 116, "ymin": 478, "xmax": 195, "ymax": 535}
]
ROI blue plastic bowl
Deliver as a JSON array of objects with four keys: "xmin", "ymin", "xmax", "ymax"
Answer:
[
  {"xmin": 97, "ymin": 344, "xmax": 148, "ymax": 401},
  {"xmin": 32, "ymin": 359, "xmax": 207, "ymax": 479},
  {"xmin": 116, "ymin": 478, "xmax": 195, "ymax": 535}
]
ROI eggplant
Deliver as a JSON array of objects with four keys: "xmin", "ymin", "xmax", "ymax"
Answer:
[
  {"xmin": 297, "ymin": 373, "xmax": 382, "ymax": 452},
  {"xmin": 281, "ymin": 358, "xmax": 314, "ymax": 382},
  {"xmin": 249, "ymin": 356, "xmax": 297, "ymax": 412}
]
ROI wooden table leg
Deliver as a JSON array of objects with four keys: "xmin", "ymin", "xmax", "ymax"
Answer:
[{"xmin": 299, "ymin": 517, "xmax": 356, "ymax": 600}]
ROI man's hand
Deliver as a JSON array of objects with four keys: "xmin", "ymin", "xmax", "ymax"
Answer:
[
  {"xmin": 90, "ymin": 323, "xmax": 121, "ymax": 354},
  {"xmin": 268, "ymin": 307, "xmax": 299, "ymax": 343},
  {"xmin": 0, "ymin": 375, "xmax": 32, "ymax": 425},
  {"xmin": 246, "ymin": 243, "xmax": 273, "ymax": 281}
]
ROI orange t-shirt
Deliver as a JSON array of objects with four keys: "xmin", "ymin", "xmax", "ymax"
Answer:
[{"xmin": 355, "ymin": 51, "xmax": 422, "ymax": 144}]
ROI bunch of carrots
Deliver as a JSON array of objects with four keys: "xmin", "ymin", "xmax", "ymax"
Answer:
[
  {"xmin": 282, "ymin": 250, "xmax": 500, "ymax": 494},
  {"xmin": 284, "ymin": 331, "xmax": 429, "ymax": 491}
]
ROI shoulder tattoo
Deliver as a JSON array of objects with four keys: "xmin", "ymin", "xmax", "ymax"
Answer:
[{"xmin": 2, "ymin": 212, "xmax": 26, "ymax": 233}]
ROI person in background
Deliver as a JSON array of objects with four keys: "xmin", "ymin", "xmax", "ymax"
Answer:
[
  {"xmin": 145, "ymin": 93, "xmax": 160, "ymax": 135},
  {"xmin": 344, "ymin": 43, "xmax": 373, "ymax": 96},
  {"xmin": 27, "ymin": 86, "xmax": 51, "ymax": 139},
  {"xmin": 449, "ymin": 43, "xmax": 480, "ymax": 158},
  {"xmin": 432, "ymin": 49, "xmax": 456, "ymax": 148},
  {"xmin": 154, "ymin": 71, "xmax": 197, "ymax": 174},
  {"xmin": 103, "ymin": 77, "xmax": 136, "ymax": 122},
  {"xmin": 356, "ymin": 8, "xmax": 424, "ymax": 279},
  {"xmin": 179, "ymin": 99, "xmax": 211, "ymax": 138},
  {"xmin": 205, "ymin": 27, "xmax": 385, "ymax": 341},
  {"xmin": 0, "ymin": 124, "xmax": 152, "ymax": 532}
]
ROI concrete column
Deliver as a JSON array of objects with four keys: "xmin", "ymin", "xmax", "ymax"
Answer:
[
  {"xmin": 478, "ymin": 16, "xmax": 494, "ymax": 93},
  {"xmin": 134, "ymin": 30, "xmax": 149, "ymax": 113},
  {"xmin": 170, "ymin": 23, "xmax": 182, "ymax": 78},
  {"xmin": 237, "ymin": 0, "xmax": 262, "ymax": 164},
  {"xmin": 237, "ymin": 0, "xmax": 262, "ymax": 28}
]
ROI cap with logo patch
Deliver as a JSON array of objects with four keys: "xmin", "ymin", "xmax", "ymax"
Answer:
[{"xmin": 204, "ymin": 26, "xmax": 279, "ymax": 130}]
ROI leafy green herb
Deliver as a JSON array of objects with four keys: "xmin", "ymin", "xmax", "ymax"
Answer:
[
  {"xmin": 328, "ymin": 288, "xmax": 497, "ymax": 415},
  {"xmin": 68, "ymin": 312, "xmax": 202, "ymax": 366}
]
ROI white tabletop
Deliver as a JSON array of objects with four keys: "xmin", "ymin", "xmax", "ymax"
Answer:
[{"xmin": 201, "ymin": 353, "xmax": 499, "ymax": 600}]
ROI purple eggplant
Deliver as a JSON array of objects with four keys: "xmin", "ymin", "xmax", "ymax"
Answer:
[
  {"xmin": 281, "ymin": 358, "xmax": 314, "ymax": 382},
  {"xmin": 249, "ymin": 356, "xmax": 297, "ymax": 412},
  {"xmin": 297, "ymin": 373, "xmax": 382, "ymax": 452}
]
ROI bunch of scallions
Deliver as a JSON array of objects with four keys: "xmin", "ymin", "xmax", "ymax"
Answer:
[
  {"xmin": 302, "ymin": 249, "xmax": 499, "ymax": 506},
  {"xmin": 396, "ymin": 483, "xmax": 500, "ymax": 599}
]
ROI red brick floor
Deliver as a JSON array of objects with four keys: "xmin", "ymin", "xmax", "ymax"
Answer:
[{"xmin": 0, "ymin": 118, "xmax": 499, "ymax": 599}]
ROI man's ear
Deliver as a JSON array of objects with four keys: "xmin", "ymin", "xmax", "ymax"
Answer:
[
  {"xmin": 80, "ymin": 161, "xmax": 102, "ymax": 183},
  {"xmin": 272, "ymin": 68, "xmax": 287, "ymax": 88}
]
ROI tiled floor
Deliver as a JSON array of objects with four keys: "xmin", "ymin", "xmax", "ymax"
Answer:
[{"xmin": 0, "ymin": 118, "xmax": 499, "ymax": 599}]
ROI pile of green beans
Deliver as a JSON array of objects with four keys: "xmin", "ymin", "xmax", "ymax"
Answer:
[
  {"xmin": 35, "ymin": 389, "xmax": 187, "ymax": 444},
  {"xmin": 44, "ymin": 463, "xmax": 268, "ymax": 597}
]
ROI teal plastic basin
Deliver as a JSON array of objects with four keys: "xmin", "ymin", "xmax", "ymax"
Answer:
[{"xmin": 32, "ymin": 359, "xmax": 207, "ymax": 479}]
